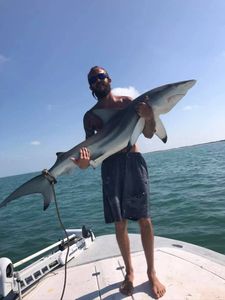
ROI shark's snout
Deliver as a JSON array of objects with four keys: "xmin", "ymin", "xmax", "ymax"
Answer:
[{"xmin": 179, "ymin": 79, "xmax": 196, "ymax": 90}]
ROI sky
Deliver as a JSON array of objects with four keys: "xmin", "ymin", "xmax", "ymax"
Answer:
[{"xmin": 0, "ymin": 0, "xmax": 225, "ymax": 177}]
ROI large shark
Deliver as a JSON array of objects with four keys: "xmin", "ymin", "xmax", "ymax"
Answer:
[{"xmin": 0, "ymin": 80, "xmax": 196, "ymax": 210}]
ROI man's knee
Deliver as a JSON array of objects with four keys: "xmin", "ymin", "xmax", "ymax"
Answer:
[
  {"xmin": 115, "ymin": 219, "xmax": 127, "ymax": 232},
  {"xmin": 138, "ymin": 217, "xmax": 152, "ymax": 230}
]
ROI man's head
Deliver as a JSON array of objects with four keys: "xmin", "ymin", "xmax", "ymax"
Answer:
[{"xmin": 88, "ymin": 66, "xmax": 112, "ymax": 99}]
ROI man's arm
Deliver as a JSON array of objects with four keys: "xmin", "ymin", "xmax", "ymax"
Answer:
[
  {"xmin": 71, "ymin": 110, "xmax": 104, "ymax": 169},
  {"xmin": 70, "ymin": 112, "xmax": 93, "ymax": 169}
]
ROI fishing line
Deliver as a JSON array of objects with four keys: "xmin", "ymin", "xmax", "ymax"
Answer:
[{"xmin": 52, "ymin": 183, "xmax": 70, "ymax": 300}]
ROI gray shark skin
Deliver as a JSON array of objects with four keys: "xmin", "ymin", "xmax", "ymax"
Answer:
[{"xmin": 0, "ymin": 80, "xmax": 196, "ymax": 210}]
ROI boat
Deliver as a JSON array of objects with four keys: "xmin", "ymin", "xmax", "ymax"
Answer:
[{"xmin": 0, "ymin": 226, "xmax": 225, "ymax": 300}]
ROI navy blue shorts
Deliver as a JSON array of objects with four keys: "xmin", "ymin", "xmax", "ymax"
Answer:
[{"xmin": 101, "ymin": 152, "xmax": 150, "ymax": 223}]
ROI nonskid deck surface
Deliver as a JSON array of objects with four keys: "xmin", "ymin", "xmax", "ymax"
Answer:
[{"xmin": 23, "ymin": 234, "xmax": 225, "ymax": 300}]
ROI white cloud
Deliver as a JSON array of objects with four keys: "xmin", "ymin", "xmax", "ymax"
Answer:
[
  {"xmin": 112, "ymin": 86, "xmax": 140, "ymax": 99},
  {"xmin": 0, "ymin": 54, "xmax": 10, "ymax": 64},
  {"xmin": 30, "ymin": 141, "xmax": 41, "ymax": 146},
  {"xmin": 182, "ymin": 105, "xmax": 199, "ymax": 111},
  {"xmin": 183, "ymin": 105, "xmax": 192, "ymax": 111}
]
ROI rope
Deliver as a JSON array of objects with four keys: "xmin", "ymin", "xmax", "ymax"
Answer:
[
  {"xmin": 52, "ymin": 184, "xmax": 70, "ymax": 300},
  {"xmin": 42, "ymin": 169, "xmax": 69, "ymax": 300}
]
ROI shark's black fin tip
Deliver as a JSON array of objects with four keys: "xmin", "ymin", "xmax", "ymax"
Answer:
[
  {"xmin": 162, "ymin": 136, "xmax": 167, "ymax": 143},
  {"xmin": 43, "ymin": 204, "xmax": 49, "ymax": 211}
]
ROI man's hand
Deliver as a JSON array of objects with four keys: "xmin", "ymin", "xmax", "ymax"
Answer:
[
  {"xmin": 70, "ymin": 147, "xmax": 90, "ymax": 169},
  {"xmin": 135, "ymin": 101, "xmax": 154, "ymax": 120}
]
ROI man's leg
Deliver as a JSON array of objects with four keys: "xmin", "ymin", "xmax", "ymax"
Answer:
[
  {"xmin": 138, "ymin": 217, "xmax": 166, "ymax": 299},
  {"xmin": 115, "ymin": 220, "xmax": 134, "ymax": 296}
]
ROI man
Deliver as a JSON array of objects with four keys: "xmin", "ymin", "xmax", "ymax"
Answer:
[{"xmin": 72, "ymin": 66, "xmax": 166, "ymax": 298}]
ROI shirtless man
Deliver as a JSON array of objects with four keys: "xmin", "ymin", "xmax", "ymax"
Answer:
[{"xmin": 72, "ymin": 66, "xmax": 166, "ymax": 298}]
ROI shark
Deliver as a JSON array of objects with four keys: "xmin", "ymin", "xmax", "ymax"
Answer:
[{"xmin": 0, "ymin": 79, "xmax": 196, "ymax": 210}]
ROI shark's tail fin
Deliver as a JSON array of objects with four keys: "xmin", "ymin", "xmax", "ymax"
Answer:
[{"xmin": 0, "ymin": 173, "xmax": 55, "ymax": 211}]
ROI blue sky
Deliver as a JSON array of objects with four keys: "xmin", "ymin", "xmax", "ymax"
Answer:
[{"xmin": 0, "ymin": 0, "xmax": 225, "ymax": 177}]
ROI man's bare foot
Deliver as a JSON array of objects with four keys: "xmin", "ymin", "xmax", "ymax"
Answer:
[
  {"xmin": 148, "ymin": 271, "xmax": 166, "ymax": 299},
  {"xmin": 119, "ymin": 273, "xmax": 134, "ymax": 296}
]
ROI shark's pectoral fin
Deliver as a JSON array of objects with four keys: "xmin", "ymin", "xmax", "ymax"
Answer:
[
  {"xmin": 89, "ymin": 151, "xmax": 106, "ymax": 168},
  {"xmin": 155, "ymin": 116, "xmax": 167, "ymax": 143},
  {"xmin": 0, "ymin": 174, "xmax": 55, "ymax": 211},
  {"xmin": 89, "ymin": 159, "xmax": 98, "ymax": 169},
  {"xmin": 130, "ymin": 117, "xmax": 145, "ymax": 145}
]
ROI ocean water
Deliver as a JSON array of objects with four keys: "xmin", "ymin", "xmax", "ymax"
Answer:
[{"xmin": 0, "ymin": 141, "xmax": 225, "ymax": 263}]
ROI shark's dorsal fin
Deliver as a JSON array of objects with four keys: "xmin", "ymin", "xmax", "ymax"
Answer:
[
  {"xmin": 154, "ymin": 116, "xmax": 167, "ymax": 143},
  {"xmin": 92, "ymin": 109, "xmax": 120, "ymax": 125},
  {"xmin": 55, "ymin": 152, "xmax": 66, "ymax": 165},
  {"xmin": 56, "ymin": 152, "xmax": 64, "ymax": 157}
]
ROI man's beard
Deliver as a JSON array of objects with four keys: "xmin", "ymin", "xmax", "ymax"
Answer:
[{"xmin": 94, "ymin": 85, "xmax": 111, "ymax": 99}]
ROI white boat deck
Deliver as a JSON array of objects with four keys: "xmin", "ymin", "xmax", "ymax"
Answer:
[{"xmin": 22, "ymin": 234, "xmax": 225, "ymax": 300}]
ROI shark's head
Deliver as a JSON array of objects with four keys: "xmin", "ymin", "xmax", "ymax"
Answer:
[{"xmin": 145, "ymin": 79, "xmax": 196, "ymax": 115}]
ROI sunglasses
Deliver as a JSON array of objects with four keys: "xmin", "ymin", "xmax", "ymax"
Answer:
[{"xmin": 88, "ymin": 73, "xmax": 109, "ymax": 85}]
